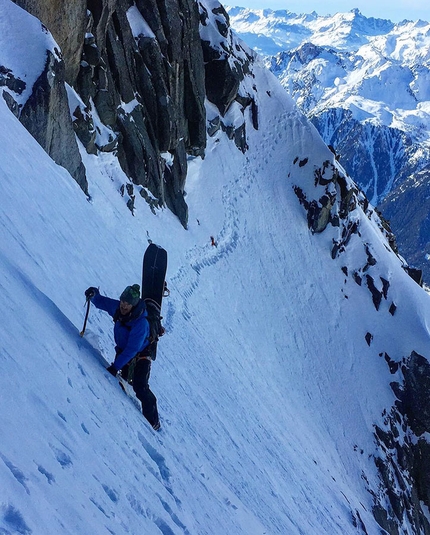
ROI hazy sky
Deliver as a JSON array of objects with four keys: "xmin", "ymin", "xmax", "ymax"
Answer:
[{"xmin": 227, "ymin": 0, "xmax": 429, "ymax": 22}]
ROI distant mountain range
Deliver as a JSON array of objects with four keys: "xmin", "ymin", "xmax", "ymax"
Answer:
[{"xmin": 227, "ymin": 6, "xmax": 430, "ymax": 280}]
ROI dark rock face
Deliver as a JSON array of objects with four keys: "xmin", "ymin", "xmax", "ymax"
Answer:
[
  {"xmin": 0, "ymin": 66, "xmax": 26, "ymax": 96},
  {"xmin": 203, "ymin": 53, "xmax": 240, "ymax": 116},
  {"xmin": 75, "ymin": 0, "xmax": 207, "ymax": 227},
  {"xmin": 2, "ymin": 37, "xmax": 88, "ymax": 193},
  {"xmin": 13, "ymin": 0, "xmax": 87, "ymax": 84},
  {"xmin": 200, "ymin": 2, "xmax": 257, "ymax": 152},
  {"xmin": 20, "ymin": 51, "xmax": 88, "ymax": 193},
  {"xmin": 9, "ymin": 0, "xmax": 88, "ymax": 193},
  {"xmin": 14, "ymin": 0, "xmax": 207, "ymax": 227},
  {"xmin": 371, "ymin": 351, "xmax": 430, "ymax": 534},
  {"xmin": 293, "ymin": 158, "xmax": 359, "ymax": 237},
  {"xmin": 400, "ymin": 351, "xmax": 430, "ymax": 436},
  {"xmin": 12, "ymin": 0, "xmax": 258, "ymax": 226},
  {"xmin": 379, "ymin": 165, "xmax": 430, "ymax": 283}
]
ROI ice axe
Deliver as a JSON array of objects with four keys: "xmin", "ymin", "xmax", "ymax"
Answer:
[{"xmin": 80, "ymin": 298, "xmax": 91, "ymax": 337}]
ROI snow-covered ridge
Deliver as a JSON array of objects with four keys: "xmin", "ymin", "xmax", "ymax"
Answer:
[
  {"xmin": 226, "ymin": 7, "xmax": 396, "ymax": 53},
  {"xmin": 227, "ymin": 7, "xmax": 430, "ymax": 135},
  {"xmin": 227, "ymin": 5, "xmax": 430, "ymax": 279}
]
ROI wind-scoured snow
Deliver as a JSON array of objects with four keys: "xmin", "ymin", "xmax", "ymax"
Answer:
[{"xmin": 2, "ymin": 2, "xmax": 430, "ymax": 534}]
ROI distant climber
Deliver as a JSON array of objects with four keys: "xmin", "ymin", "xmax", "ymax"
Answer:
[
  {"xmin": 84, "ymin": 284, "xmax": 160, "ymax": 430},
  {"xmin": 210, "ymin": 236, "xmax": 217, "ymax": 247}
]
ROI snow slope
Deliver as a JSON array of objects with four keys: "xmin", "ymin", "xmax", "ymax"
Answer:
[{"xmin": 2, "ymin": 4, "xmax": 430, "ymax": 535}]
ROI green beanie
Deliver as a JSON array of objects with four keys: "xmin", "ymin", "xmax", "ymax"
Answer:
[{"xmin": 120, "ymin": 284, "xmax": 141, "ymax": 306}]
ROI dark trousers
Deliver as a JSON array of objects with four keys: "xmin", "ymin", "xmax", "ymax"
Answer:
[{"xmin": 124, "ymin": 357, "xmax": 159, "ymax": 427}]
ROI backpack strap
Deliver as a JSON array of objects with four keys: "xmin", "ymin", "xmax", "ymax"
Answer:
[{"xmin": 144, "ymin": 298, "xmax": 165, "ymax": 343}]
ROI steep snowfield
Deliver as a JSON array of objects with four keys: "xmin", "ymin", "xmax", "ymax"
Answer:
[{"xmin": 2, "ymin": 5, "xmax": 430, "ymax": 535}]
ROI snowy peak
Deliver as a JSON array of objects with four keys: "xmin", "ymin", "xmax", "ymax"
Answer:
[
  {"xmin": 306, "ymin": 8, "xmax": 394, "ymax": 49},
  {"xmin": 228, "ymin": 5, "xmax": 430, "ymax": 279},
  {"xmin": 226, "ymin": 6, "xmax": 395, "ymax": 53},
  {"xmin": 227, "ymin": 6, "xmax": 430, "ymax": 135}
]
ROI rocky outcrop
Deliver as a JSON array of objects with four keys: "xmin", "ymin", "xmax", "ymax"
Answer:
[
  {"xmin": 200, "ymin": 2, "xmax": 258, "ymax": 153},
  {"xmin": 1, "ymin": 25, "xmax": 88, "ymax": 194},
  {"xmin": 12, "ymin": 0, "xmax": 259, "ymax": 226},
  {"xmin": 293, "ymin": 157, "xmax": 360, "ymax": 237},
  {"xmin": 19, "ymin": 50, "xmax": 88, "ymax": 193},
  {"xmin": 379, "ymin": 164, "xmax": 430, "ymax": 283},
  {"xmin": 396, "ymin": 351, "xmax": 430, "ymax": 438},
  {"xmin": 371, "ymin": 351, "xmax": 430, "ymax": 534},
  {"xmin": 14, "ymin": 0, "xmax": 207, "ymax": 227}
]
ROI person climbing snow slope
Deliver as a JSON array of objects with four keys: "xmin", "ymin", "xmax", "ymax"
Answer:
[{"xmin": 85, "ymin": 284, "xmax": 161, "ymax": 430}]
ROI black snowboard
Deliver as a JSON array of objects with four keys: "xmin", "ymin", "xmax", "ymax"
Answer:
[
  {"xmin": 142, "ymin": 243, "xmax": 167, "ymax": 305},
  {"xmin": 141, "ymin": 243, "xmax": 168, "ymax": 359}
]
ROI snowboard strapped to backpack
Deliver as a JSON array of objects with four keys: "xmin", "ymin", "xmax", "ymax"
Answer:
[
  {"xmin": 113, "ymin": 244, "xmax": 168, "ymax": 361},
  {"xmin": 141, "ymin": 244, "xmax": 168, "ymax": 360}
]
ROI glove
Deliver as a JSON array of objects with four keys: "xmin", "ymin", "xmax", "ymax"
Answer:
[
  {"xmin": 106, "ymin": 364, "xmax": 118, "ymax": 377},
  {"xmin": 85, "ymin": 287, "xmax": 99, "ymax": 300}
]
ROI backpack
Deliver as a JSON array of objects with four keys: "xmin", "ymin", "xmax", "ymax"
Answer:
[{"xmin": 141, "ymin": 298, "xmax": 165, "ymax": 361}]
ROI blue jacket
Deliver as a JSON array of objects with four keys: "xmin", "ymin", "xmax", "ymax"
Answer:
[{"xmin": 91, "ymin": 293, "xmax": 150, "ymax": 370}]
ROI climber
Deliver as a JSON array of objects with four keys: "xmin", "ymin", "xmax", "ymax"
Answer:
[{"xmin": 84, "ymin": 284, "xmax": 160, "ymax": 430}]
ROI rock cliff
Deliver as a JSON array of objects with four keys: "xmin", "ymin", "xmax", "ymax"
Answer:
[
  {"xmin": 11, "ymin": 0, "xmax": 256, "ymax": 227},
  {"xmin": 14, "ymin": 0, "xmax": 206, "ymax": 226}
]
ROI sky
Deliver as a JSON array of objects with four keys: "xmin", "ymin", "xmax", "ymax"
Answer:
[{"xmin": 226, "ymin": 0, "xmax": 429, "ymax": 22}]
